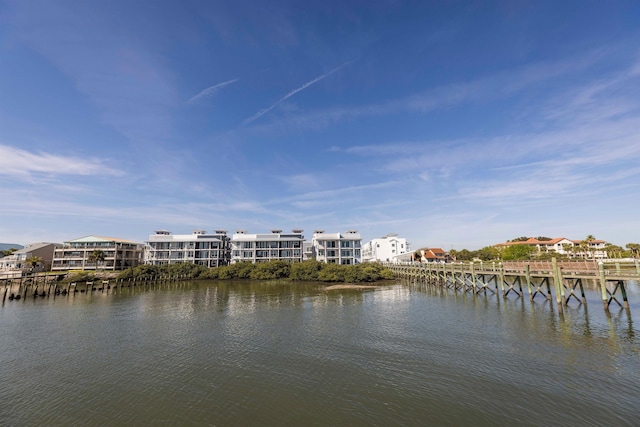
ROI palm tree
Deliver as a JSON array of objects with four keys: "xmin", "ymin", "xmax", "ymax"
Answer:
[
  {"xmin": 626, "ymin": 243, "xmax": 640, "ymax": 258},
  {"xmin": 579, "ymin": 235, "xmax": 596, "ymax": 259},
  {"xmin": 25, "ymin": 256, "xmax": 43, "ymax": 271},
  {"xmin": 562, "ymin": 243, "xmax": 573, "ymax": 258},
  {"xmin": 88, "ymin": 250, "xmax": 106, "ymax": 271}
]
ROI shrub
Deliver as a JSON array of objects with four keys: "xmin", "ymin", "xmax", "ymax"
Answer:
[
  {"xmin": 250, "ymin": 260, "xmax": 291, "ymax": 280},
  {"xmin": 290, "ymin": 260, "xmax": 322, "ymax": 281}
]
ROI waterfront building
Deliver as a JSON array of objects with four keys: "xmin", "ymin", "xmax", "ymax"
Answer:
[
  {"xmin": 311, "ymin": 230, "xmax": 362, "ymax": 265},
  {"xmin": 145, "ymin": 230, "xmax": 230, "ymax": 267},
  {"xmin": 230, "ymin": 229, "xmax": 304, "ymax": 264},
  {"xmin": 302, "ymin": 241, "xmax": 313, "ymax": 261},
  {"xmin": 494, "ymin": 237, "xmax": 608, "ymax": 258},
  {"xmin": 361, "ymin": 233, "xmax": 410, "ymax": 263},
  {"xmin": 52, "ymin": 236, "xmax": 143, "ymax": 271},
  {"xmin": 0, "ymin": 242, "xmax": 61, "ymax": 274},
  {"xmin": 414, "ymin": 247, "xmax": 449, "ymax": 263}
]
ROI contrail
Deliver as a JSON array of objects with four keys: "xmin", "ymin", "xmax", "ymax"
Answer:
[
  {"xmin": 188, "ymin": 78, "xmax": 239, "ymax": 104},
  {"xmin": 243, "ymin": 62, "xmax": 350, "ymax": 125}
]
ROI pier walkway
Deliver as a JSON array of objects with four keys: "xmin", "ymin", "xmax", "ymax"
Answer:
[{"xmin": 385, "ymin": 259, "xmax": 640, "ymax": 314}]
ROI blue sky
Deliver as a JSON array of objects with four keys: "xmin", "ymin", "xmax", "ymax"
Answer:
[{"xmin": 1, "ymin": 1, "xmax": 640, "ymax": 250}]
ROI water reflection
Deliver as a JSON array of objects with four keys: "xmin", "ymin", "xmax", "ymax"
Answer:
[{"xmin": 1, "ymin": 279, "xmax": 639, "ymax": 426}]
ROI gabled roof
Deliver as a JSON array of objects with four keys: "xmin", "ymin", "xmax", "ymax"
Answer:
[
  {"xmin": 14, "ymin": 242, "xmax": 59, "ymax": 254},
  {"xmin": 416, "ymin": 247, "xmax": 447, "ymax": 259}
]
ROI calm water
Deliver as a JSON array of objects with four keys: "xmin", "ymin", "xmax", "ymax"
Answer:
[{"xmin": 1, "ymin": 280, "xmax": 639, "ymax": 426}]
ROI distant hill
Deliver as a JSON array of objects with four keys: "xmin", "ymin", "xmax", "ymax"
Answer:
[{"xmin": 0, "ymin": 243, "xmax": 24, "ymax": 252}]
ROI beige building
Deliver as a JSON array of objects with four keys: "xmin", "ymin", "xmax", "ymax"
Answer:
[
  {"xmin": 52, "ymin": 236, "xmax": 143, "ymax": 271},
  {"xmin": 0, "ymin": 242, "xmax": 60, "ymax": 274}
]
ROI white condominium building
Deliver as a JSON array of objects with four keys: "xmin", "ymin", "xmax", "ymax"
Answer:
[
  {"xmin": 145, "ymin": 230, "xmax": 230, "ymax": 267},
  {"xmin": 312, "ymin": 230, "xmax": 362, "ymax": 265},
  {"xmin": 231, "ymin": 229, "xmax": 304, "ymax": 264},
  {"xmin": 361, "ymin": 233, "xmax": 410, "ymax": 263}
]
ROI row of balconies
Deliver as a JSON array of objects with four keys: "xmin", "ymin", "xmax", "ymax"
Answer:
[
  {"xmin": 315, "ymin": 241, "xmax": 362, "ymax": 249},
  {"xmin": 232, "ymin": 249, "xmax": 302, "ymax": 258},
  {"xmin": 234, "ymin": 241, "xmax": 302, "ymax": 249}
]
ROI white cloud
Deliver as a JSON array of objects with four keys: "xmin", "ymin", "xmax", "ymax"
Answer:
[
  {"xmin": 0, "ymin": 144, "xmax": 123, "ymax": 179},
  {"xmin": 187, "ymin": 78, "xmax": 240, "ymax": 104},
  {"xmin": 243, "ymin": 62, "xmax": 351, "ymax": 125}
]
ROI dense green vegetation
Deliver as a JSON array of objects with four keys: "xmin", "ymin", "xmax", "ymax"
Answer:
[
  {"xmin": 116, "ymin": 259, "xmax": 396, "ymax": 283},
  {"xmin": 449, "ymin": 236, "xmax": 640, "ymax": 262}
]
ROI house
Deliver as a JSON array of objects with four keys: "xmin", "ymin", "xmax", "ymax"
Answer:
[
  {"xmin": 494, "ymin": 237, "xmax": 608, "ymax": 258},
  {"xmin": 0, "ymin": 242, "xmax": 60, "ymax": 274},
  {"xmin": 414, "ymin": 248, "xmax": 449, "ymax": 263},
  {"xmin": 311, "ymin": 230, "xmax": 362, "ymax": 265},
  {"xmin": 361, "ymin": 234, "xmax": 410, "ymax": 263},
  {"xmin": 51, "ymin": 236, "xmax": 144, "ymax": 271},
  {"xmin": 230, "ymin": 229, "xmax": 304, "ymax": 264},
  {"xmin": 145, "ymin": 230, "xmax": 230, "ymax": 267}
]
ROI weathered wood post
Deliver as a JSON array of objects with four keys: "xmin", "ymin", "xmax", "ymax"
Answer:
[
  {"xmin": 598, "ymin": 261, "xmax": 609, "ymax": 312},
  {"xmin": 525, "ymin": 264, "xmax": 533, "ymax": 300},
  {"xmin": 552, "ymin": 257, "xmax": 563, "ymax": 313},
  {"xmin": 555, "ymin": 263, "xmax": 566, "ymax": 306},
  {"xmin": 499, "ymin": 262, "xmax": 506, "ymax": 298},
  {"xmin": 620, "ymin": 282, "xmax": 630, "ymax": 310},
  {"xmin": 470, "ymin": 262, "xmax": 477, "ymax": 294}
]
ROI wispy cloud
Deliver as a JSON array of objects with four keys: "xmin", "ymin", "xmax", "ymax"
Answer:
[
  {"xmin": 247, "ymin": 50, "xmax": 607, "ymax": 135},
  {"xmin": 187, "ymin": 78, "xmax": 240, "ymax": 104},
  {"xmin": 243, "ymin": 62, "xmax": 351, "ymax": 125},
  {"xmin": 0, "ymin": 144, "xmax": 123, "ymax": 179}
]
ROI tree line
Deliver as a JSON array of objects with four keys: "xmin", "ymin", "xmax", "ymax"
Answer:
[
  {"xmin": 113, "ymin": 259, "xmax": 396, "ymax": 283},
  {"xmin": 449, "ymin": 235, "xmax": 640, "ymax": 262}
]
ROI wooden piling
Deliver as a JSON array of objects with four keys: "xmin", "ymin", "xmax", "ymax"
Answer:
[
  {"xmin": 525, "ymin": 265, "xmax": 533, "ymax": 301},
  {"xmin": 470, "ymin": 262, "xmax": 477, "ymax": 294},
  {"xmin": 499, "ymin": 263, "xmax": 506, "ymax": 298},
  {"xmin": 551, "ymin": 258, "xmax": 563, "ymax": 313},
  {"xmin": 598, "ymin": 262, "xmax": 609, "ymax": 311}
]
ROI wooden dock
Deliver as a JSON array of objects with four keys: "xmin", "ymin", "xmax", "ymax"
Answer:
[
  {"xmin": 0, "ymin": 273, "xmax": 193, "ymax": 303},
  {"xmin": 385, "ymin": 259, "xmax": 640, "ymax": 313}
]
